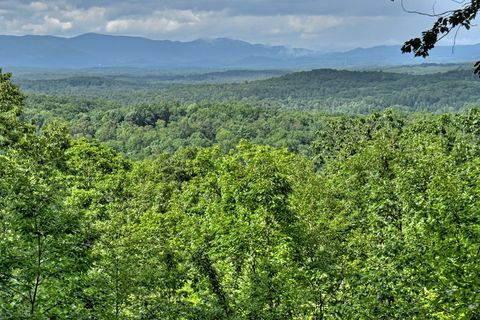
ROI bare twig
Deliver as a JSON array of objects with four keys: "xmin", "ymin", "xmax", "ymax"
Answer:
[{"xmin": 400, "ymin": 0, "xmax": 459, "ymax": 18}]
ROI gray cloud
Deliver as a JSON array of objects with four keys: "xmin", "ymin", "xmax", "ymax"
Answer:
[
  {"xmin": 0, "ymin": 0, "xmax": 478, "ymax": 50},
  {"xmin": 49, "ymin": 0, "xmax": 458, "ymax": 16}
]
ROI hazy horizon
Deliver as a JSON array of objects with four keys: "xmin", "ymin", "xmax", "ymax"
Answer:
[
  {"xmin": 1, "ymin": 0, "xmax": 479, "ymax": 51},
  {"xmin": 0, "ymin": 31, "xmax": 423, "ymax": 53}
]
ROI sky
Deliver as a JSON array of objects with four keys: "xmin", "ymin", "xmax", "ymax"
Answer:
[{"xmin": 0, "ymin": 0, "xmax": 479, "ymax": 51}]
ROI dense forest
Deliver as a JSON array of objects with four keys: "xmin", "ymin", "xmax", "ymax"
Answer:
[
  {"xmin": 15, "ymin": 67, "xmax": 480, "ymax": 113},
  {"xmin": 13, "ymin": 66, "xmax": 480, "ymax": 160},
  {"xmin": 1, "ymin": 64, "xmax": 480, "ymax": 320}
]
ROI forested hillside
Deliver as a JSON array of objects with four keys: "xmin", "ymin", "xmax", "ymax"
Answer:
[
  {"xmin": 2, "ymin": 66, "xmax": 480, "ymax": 319},
  {"xmin": 14, "ymin": 66, "xmax": 479, "ymax": 160},
  {"xmin": 17, "ymin": 68, "xmax": 480, "ymax": 113}
]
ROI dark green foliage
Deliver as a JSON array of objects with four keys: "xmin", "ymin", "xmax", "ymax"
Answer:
[
  {"xmin": 25, "ymin": 97, "xmax": 325, "ymax": 159},
  {"xmin": 17, "ymin": 67, "xmax": 480, "ymax": 112},
  {"xmin": 0, "ymin": 69, "xmax": 32, "ymax": 149}
]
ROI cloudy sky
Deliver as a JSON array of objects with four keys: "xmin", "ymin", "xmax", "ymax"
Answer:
[{"xmin": 0, "ymin": 0, "xmax": 479, "ymax": 51}]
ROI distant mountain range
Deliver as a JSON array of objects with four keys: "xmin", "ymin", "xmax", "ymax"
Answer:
[{"xmin": 0, "ymin": 33, "xmax": 479, "ymax": 69}]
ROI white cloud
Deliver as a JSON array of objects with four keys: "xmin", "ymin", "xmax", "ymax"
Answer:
[
  {"xmin": 287, "ymin": 16, "xmax": 345, "ymax": 34},
  {"xmin": 106, "ymin": 18, "xmax": 180, "ymax": 33},
  {"xmin": 106, "ymin": 9, "xmax": 213, "ymax": 33},
  {"xmin": 22, "ymin": 16, "xmax": 72, "ymax": 34},
  {"xmin": 44, "ymin": 16, "xmax": 73, "ymax": 31},
  {"xmin": 64, "ymin": 7, "xmax": 106, "ymax": 23},
  {"xmin": 0, "ymin": 4, "xmax": 107, "ymax": 35},
  {"xmin": 28, "ymin": 2, "xmax": 48, "ymax": 11}
]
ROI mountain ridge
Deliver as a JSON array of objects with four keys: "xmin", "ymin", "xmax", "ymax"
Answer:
[{"xmin": 1, "ymin": 33, "xmax": 479, "ymax": 69}]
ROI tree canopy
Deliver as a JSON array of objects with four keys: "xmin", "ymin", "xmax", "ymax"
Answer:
[{"xmin": 2, "ymin": 66, "xmax": 480, "ymax": 318}]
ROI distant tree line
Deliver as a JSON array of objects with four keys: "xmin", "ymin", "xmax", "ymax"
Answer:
[{"xmin": 17, "ymin": 68, "xmax": 480, "ymax": 113}]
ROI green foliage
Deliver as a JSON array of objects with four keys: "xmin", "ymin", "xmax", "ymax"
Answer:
[
  {"xmin": 308, "ymin": 110, "xmax": 480, "ymax": 318},
  {"xmin": 2, "ymin": 70, "xmax": 480, "ymax": 318},
  {"xmin": 0, "ymin": 69, "xmax": 31, "ymax": 149},
  {"xmin": 0, "ymin": 80, "xmax": 88, "ymax": 318},
  {"xmin": 25, "ymin": 98, "xmax": 325, "ymax": 159},
  {"xmin": 171, "ymin": 143, "xmax": 304, "ymax": 318},
  {"xmin": 18, "ymin": 67, "xmax": 480, "ymax": 112}
]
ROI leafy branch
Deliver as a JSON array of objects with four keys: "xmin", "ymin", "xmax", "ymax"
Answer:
[{"xmin": 395, "ymin": 0, "xmax": 480, "ymax": 74}]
